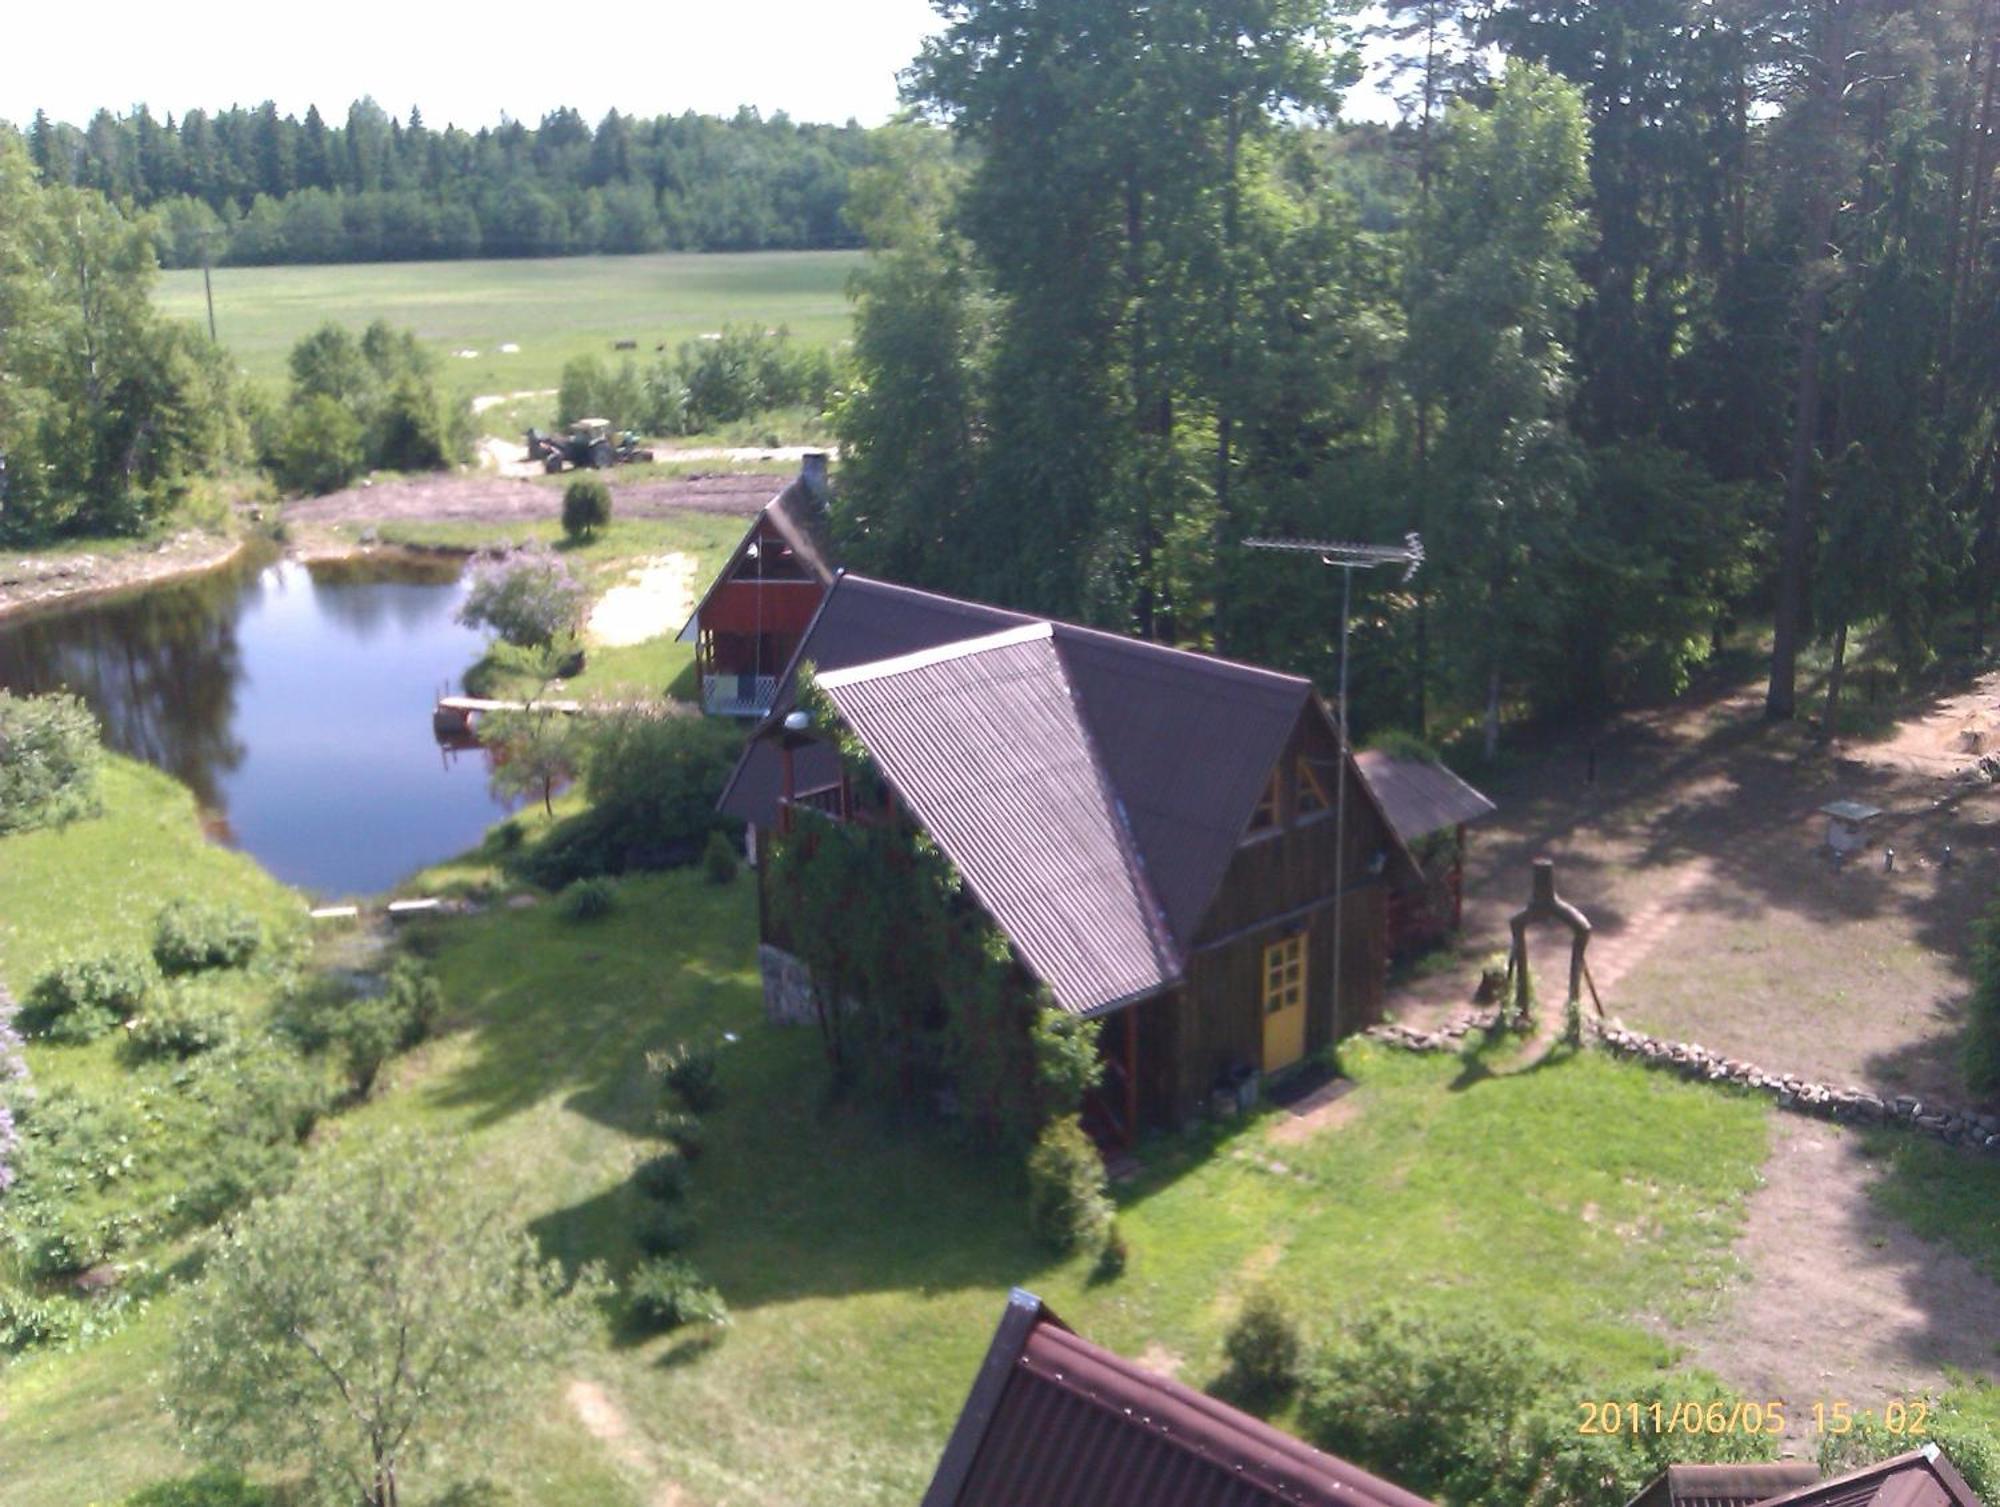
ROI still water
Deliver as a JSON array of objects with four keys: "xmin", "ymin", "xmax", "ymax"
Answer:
[{"xmin": 0, "ymin": 546, "xmax": 515, "ymax": 897}]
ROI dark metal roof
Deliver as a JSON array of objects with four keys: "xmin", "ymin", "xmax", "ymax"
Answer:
[
  {"xmin": 1352, "ymin": 750, "xmax": 1496, "ymax": 844},
  {"xmin": 820, "ymin": 625, "xmax": 1180, "ymax": 1016},
  {"xmin": 924, "ymin": 1290, "xmax": 1441, "ymax": 1507},
  {"xmin": 677, "ymin": 472, "xmax": 838, "ymax": 642},
  {"xmin": 1748, "ymin": 1450, "xmax": 1985, "ymax": 1507},
  {"xmin": 1626, "ymin": 1463, "xmax": 1824, "ymax": 1507},
  {"xmin": 1053, "ymin": 623, "xmax": 1313, "ymax": 943}
]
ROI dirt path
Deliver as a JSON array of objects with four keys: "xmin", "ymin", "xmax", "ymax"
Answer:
[
  {"xmin": 1677, "ymin": 1117, "xmax": 2000, "ymax": 1435},
  {"xmin": 283, "ymin": 470, "xmax": 778, "ymax": 529},
  {"xmin": 588, "ymin": 554, "xmax": 699, "ymax": 647},
  {"xmin": 567, "ymin": 1377, "xmax": 690, "ymax": 1507}
]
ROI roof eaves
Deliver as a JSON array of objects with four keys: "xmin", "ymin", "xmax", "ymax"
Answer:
[
  {"xmin": 921, "ymin": 1289, "xmax": 1055, "ymax": 1507},
  {"xmin": 1750, "ymin": 1450, "xmax": 1976, "ymax": 1507}
]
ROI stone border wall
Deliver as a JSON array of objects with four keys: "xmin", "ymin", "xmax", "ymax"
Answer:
[{"xmin": 1365, "ymin": 1014, "xmax": 2000, "ymax": 1155}]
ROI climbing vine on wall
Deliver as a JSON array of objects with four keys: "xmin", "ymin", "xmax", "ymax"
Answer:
[{"xmin": 765, "ymin": 671, "xmax": 1100, "ymax": 1144}]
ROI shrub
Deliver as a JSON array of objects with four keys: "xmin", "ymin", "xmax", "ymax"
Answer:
[
  {"xmin": 26, "ymin": 952, "xmax": 158, "ymax": 1042},
  {"xmin": 457, "ymin": 553, "xmax": 587, "ymax": 649},
  {"xmin": 122, "ymin": 1467, "xmax": 276, "ymax": 1507},
  {"xmin": 1966, "ymin": 898, "xmax": 2000, "ymax": 1095},
  {"xmin": 559, "ymin": 876, "xmax": 616, "ymax": 922},
  {"xmin": 633, "ymin": 1149, "xmax": 690, "ymax": 1202},
  {"xmin": 0, "ymin": 690, "xmax": 102, "ymax": 835},
  {"xmin": 152, "ymin": 899, "xmax": 262, "ymax": 975},
  {"xmin": 582, "ymin": 711, "xmax": 741, "ymax": 868},
  {"xmin": 492, "ymin": 817, "xmax": 525, "ymax": 852},
  {"xmin": 1301, "ymin": 1306, "xmax": 1558, "ymax": 1507},
  {"xmin": 1025, "ymin": 1116, "xmax": 1111, "ymax": 1254},
  {"xmin": 1094, "ymin": 1219, "xmax": 1129, "ymax": 1280},
  {"xmin": 655, "ymin": 1109, "xmax": 704, "ymax": 1159},
  {"xmin": 274, "ymin": 393, "xmax": 366, "ymax": 495},
  {"xmin": 130, "ymin": 983, "xmax": 235, "ymax": 1060},
  {"xmin": 626, "ymin": 1256, "xmax": 727, "ymax": 1332},
  {"xmin": 702, "ymin": 829, "xmax": 739, "ymax": 886},
  {"xmin": 562, "ymin": 475, "xmax": 613, "ymax": 541},
  {"xmin": 0, "ymin": 1284, "xmax": 75, "ymax": 1355},
  {"xmin": 634, "ymin": 1202, "xmax": 698, "ymax": 1257},
  {"xmin": 383, "ymin": 958, "xmax": 445, "ymax": 1044},
  {"xmin": 649, "ymin": 1038, "xmax": 722, "ymax": 1114},
  {"xmin": 1219, "ymin": 1287, "xmax": 1302, "ymax": 1403}
]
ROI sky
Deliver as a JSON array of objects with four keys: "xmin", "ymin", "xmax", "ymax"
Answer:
[{"xmin": 6, "ymin": 0, "xmax": 1400, "ymax": 133}]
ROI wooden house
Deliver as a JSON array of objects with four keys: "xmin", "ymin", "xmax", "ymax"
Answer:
[
  {"xmin": 923, "ymin": 1289, "xmax": 1440, "ymax": 1507},
  {"xmin": 718, "ymin": 573, "xmax": 1435, "ymax": 1141},
  {"xmin": 676, "ymin": 453, "xmax": 836, "ymax": 717}
]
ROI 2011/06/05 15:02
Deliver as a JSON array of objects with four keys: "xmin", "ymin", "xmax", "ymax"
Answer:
[{"xmin": 1578, "ymin": 1399, "xmax": 1933, "ymax": 1437}]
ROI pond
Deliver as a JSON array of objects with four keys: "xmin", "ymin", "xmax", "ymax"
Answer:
[{"xmin": 0, "ymin": 546, "xmax": 518, "ymax": 897}]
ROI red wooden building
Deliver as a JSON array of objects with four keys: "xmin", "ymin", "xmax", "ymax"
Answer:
[{"xmin": 676, "ymin": 454, "xmax": 836, "ymax": 717}]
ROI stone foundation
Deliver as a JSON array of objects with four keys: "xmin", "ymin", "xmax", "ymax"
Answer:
[{"xmin": 758, "ymin": 944, "xmax": 818, "ymax": 1027}]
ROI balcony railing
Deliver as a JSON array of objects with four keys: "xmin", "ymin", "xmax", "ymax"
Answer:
[{"xmin": 702, "ymin": 673, "xmax": 779, "ymax": 718}]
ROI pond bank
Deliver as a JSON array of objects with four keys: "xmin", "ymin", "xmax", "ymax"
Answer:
[{"xmin": 0, "ymin": 530, "xmax": 246, "ymax": 625}]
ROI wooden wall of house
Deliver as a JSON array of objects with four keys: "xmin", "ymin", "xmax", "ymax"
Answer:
[{"xmin": 1157, "ymin": 705, "xmax": 1393, "ymax": 1122}]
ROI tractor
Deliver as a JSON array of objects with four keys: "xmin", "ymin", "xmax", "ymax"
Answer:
[{"xmin": 524, "ymin": 418, "xmax": 654, "ymax": 473}]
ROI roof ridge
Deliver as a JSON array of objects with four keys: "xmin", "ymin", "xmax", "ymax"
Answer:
[
  {"xmin": 1049, "ymin": 618, "xmax": 1315, "ymax": 691},
  {"xmin": 817, "ymin": 621, "xmax": 1054, "ymax": 689}
]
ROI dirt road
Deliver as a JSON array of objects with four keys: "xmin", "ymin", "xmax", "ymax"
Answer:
[{"xmin": 283, "ymin": 469, "xmax": 778, "ymax": 529}]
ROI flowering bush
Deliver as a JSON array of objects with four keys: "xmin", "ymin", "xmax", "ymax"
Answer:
[{"xmin": 457, "ymin": 553, "xmax": 588, "ymax": 649}]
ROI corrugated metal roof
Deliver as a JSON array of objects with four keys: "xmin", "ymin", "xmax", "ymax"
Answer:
[
  {"xmin": 1749, "ymin": 1450, "xmax": 1984, "ymax": 1507},
  {"xmin": 1626, "ymin": 1463, "xmax": 1824, "ymax": 1507},
  {"xmin": 1352, "ymin": 750, "xmax": 1496, "ymax": 844},
  {"xmin": 924, "ymin": 1291, "xmax": 1441, "ymax": 1507},
  {"xmin": 820, "ymin": 624, "xmax": 1179, "ymax": 1016}
]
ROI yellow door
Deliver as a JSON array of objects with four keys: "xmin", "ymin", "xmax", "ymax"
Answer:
[{"xmin": 1261, "ymin": 933, "xmax": 1308, "ymax": 1071}]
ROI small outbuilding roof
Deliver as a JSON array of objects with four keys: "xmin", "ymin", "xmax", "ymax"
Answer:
[
  {"xmin": 922, "ymin": 1289, "xmax": 1441, "ymax": 1507},
  {"xmin": 1749, "ymin": 1448, "xmax": 1985, "ymax": 1507},
  {"xmin": 1625, "ymin": 1463, "xmax": 1825, "ymax": 1507},
  {"xmin": 1353, "ymin": 749, "xmax": 1497, "ymax": 844}
]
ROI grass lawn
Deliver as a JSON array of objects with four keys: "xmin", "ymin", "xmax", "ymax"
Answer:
[
  {"xmin": 1, "ymin": 846, "xmax": 1772, "ymax": 1507},
  {"xmin": 154, "ymin": 251, "xmax": 861, "ymax": 400},
  {"xmin": 0, "ymin": 758, "xmax": 302, "ymax": 1005},
  {"xmin": 1866, "ymin": 1133, "xmax": 2000, "ymax": 1284}
]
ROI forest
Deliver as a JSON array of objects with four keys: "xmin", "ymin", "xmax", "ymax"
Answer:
[
  {"xmin": 833, "ymin": 0, "xmax": 2000, "ymax": 746},
  {"xmin": 16, "ymin": 99, "xmax": 873, "ymax": 265}
]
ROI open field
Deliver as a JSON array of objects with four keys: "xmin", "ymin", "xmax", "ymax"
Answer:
[{"xmin": 154, "ymin": 251, "xmax": 862, "ymax": 397}]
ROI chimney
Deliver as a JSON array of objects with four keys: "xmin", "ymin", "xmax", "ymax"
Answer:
[{"xmin": 800, "ymin": 451, "xmax": 830, "ymax": 506}]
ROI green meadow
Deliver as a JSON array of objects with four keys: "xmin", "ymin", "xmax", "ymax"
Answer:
[{"xmin": 153, "ymin": 251, "xmax": 863, "ymax": 398}]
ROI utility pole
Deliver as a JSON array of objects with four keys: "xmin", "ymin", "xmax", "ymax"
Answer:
[
  {"xmin": 199, "ymin": 228, "xmax": 219, "ymax": 344},
  {"xmin": 1244, "ymin": 534, "xmax": 1424, "ymax": 1037}
]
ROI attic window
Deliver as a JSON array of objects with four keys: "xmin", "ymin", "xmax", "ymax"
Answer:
[
  {"xmin": 1247, "ymin": 771, "xmax": 1280, "ymax": 836},
  {"xmin": 1296, "ymin": 759, "xmax": 1330, "ymax": 818}
]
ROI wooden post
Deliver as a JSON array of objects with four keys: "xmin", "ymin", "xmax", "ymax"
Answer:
[
  {"xmin": 1452, "ymin": 823, "xmax": 1466, "ymax": 930},
  {"xmin": 779, "ymin": 742, "xmax": 796, "ymax": 837},
  {"xmin": 1123, "ymin": 1004, "xmax": 1139, "ymax": 1149}
]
